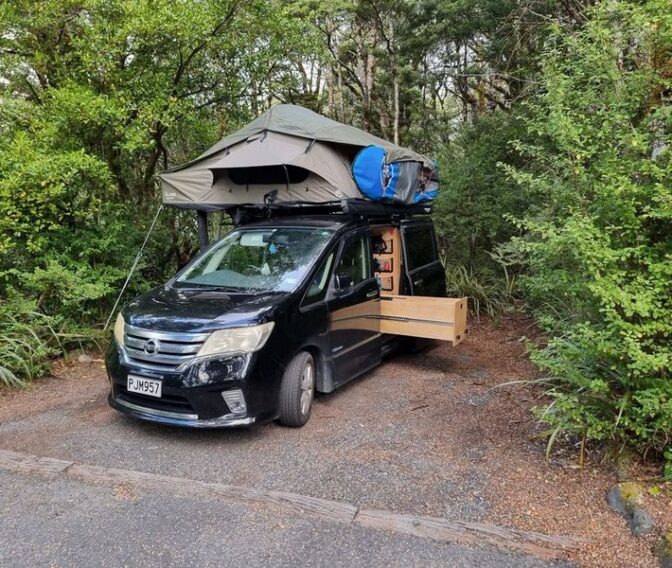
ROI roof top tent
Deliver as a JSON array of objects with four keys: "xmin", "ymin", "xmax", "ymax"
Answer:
[{"xmin": 159, "ymin": 104, "xmax": 438, "ymax": 249}]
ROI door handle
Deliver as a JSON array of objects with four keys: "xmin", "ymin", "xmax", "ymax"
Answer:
[
  {"xmin": 413, "ymin": 278, "xmax": 424, "ymax": 286},
  {"xmin": 366, "ymin": 290, "xmax": 378, "ymax": 298}
]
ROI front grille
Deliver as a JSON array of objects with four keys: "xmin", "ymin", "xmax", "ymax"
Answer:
[
  {"xmin": 123, "ymin": 324, "xmax": 210, "ymax": 372},
  {"xmin": 115, "ymin": 385, "xmax": 196, "ymax": 415}
]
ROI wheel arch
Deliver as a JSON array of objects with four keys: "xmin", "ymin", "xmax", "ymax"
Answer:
[{"xmin": 298, "ymin": 344, "xmax": 335, "ymax": 394}]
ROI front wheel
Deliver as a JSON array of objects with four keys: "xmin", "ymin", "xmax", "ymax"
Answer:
[{"xmin": 277, "ymin": 351, "xmax": 316, "ymax": 427}]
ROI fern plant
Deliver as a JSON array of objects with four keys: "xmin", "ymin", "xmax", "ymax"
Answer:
[
  {"xmin": 0, "ymin": 300, "xmax": 93, "ymax": 387},
  {"xmin": 443, "ymin": 262, "xmax": 517, "ymax": 319}
]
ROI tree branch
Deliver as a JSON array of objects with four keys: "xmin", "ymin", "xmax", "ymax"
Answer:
[{"xmin": 171, "ymin": 1, "xmax": 241, "ymax": 94}]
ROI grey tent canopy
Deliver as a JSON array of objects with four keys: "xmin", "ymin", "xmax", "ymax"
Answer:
[{"xmin": 160, "ymin": 104, "xmax": 433, "ymax": 210}]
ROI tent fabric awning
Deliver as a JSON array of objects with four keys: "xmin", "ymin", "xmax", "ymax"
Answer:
[
  {"xmin": 208, "ymin": 132, "xmax": 358, "ymax": 196},
  {"xmin": 166, "ymin": 104, "xmax": 432, "ymax": 173},
  {"xmin": 207, "ymin": 132, "xmax": 309, "ymax": 170},
  {"xmin": 159, "ymin": 104, "xmax": 433, "ymax": 210}
]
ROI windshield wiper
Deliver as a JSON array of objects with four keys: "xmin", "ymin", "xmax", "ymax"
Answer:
[{"xmin": 173, "ymin": 284, "xmax": 240, "ymax": 292}]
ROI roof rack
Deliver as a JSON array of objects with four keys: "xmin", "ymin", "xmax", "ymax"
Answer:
[
  {"xmin": 341, "ymin": 199, "xmax": 432, "ymax": 217},
  {"xmin": 226, "ymin": 199, "xmax": 432, "ymax": 226}
]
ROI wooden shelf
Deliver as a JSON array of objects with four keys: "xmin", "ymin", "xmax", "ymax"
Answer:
[{"xmin": 371, "ymin": 226, "xmax": 401, "ymax": 295}]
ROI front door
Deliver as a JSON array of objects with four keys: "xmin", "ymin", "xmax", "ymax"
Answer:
[{"xmin": 327, "ymin": 231, "xmax": 381, "ymax": 386}]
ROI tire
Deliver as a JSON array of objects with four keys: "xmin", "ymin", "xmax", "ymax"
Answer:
[{"xmin": 278, "ymin": 351, "xmax": 316, "ymax": 427}]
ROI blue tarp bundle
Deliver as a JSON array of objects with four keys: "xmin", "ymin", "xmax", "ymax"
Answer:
[{"xmin": 352, "ymin": 146, "xmax": 438, "ymax": 205}]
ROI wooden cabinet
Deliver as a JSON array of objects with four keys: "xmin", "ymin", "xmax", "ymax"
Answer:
[{"xmin": 371, "ymin": 226, "xmax": 401, "ymax": 295}]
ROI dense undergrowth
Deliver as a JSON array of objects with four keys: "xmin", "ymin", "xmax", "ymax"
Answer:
[{"xmin": 516, "ymin": 2, "xmax": 672, "ymax": 462}]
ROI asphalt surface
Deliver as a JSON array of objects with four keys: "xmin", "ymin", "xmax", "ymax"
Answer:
[
  {"xmin": 0, "ymin": 342, "xmax": 578, "ymax": 567},
  {"xmin": 0, "ymin": 470, "xmax": 573, "ymax": 568}
]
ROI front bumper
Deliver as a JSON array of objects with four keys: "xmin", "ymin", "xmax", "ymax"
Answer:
[
  {"xmin": 106, "ymin": 343, "xmax": 273, "ymax": 428},
  {"xmin": 108, "ymin": 393, "xmax": 256, "ymax": 428}
]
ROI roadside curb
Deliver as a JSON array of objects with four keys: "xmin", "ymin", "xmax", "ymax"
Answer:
[{"xmin": 0, "ymin": 448, "xmax": 587, "ymax": 561}]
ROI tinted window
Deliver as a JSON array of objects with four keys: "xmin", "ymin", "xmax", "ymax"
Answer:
[
  {"xmin": 404, "ymin": 225, "xmax": 436, "ymax": 270},
  {"xmin": 334, "ymin": 234, "xmax": 371, "ymax": 287},
  {"xmin": 225, "ymin": 165, "xmax": 310, "ymax": 185}
]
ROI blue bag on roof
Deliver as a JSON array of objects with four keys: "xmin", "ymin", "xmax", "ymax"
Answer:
[
  {"xmin": 418, "ymin": 167, "xmax": 439, "ymax": 203},
  {"xmin": 351, "ymin": 146, "xmax": 387, "ymax": 200},
  {"xmin": 352, "ymin": 145, "xmax": 438, "ymax": 205}
]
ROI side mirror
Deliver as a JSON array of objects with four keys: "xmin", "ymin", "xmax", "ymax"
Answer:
[{"xmin": 335, "ymin": 272, "xmax": 354, "ymax": 290}]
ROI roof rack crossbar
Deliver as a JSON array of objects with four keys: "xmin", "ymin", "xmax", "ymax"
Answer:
[{"xmin": 222, "ymin": 199, "xmax": 432, "ymax": 226}]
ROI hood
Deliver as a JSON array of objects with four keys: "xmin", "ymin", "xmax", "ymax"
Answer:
[{"xmin": 123, "ymin": 285, "xmax": 288, "ymax": 333}]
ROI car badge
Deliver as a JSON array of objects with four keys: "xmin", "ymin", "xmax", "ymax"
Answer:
[{"xmin": 144, "ymin": 339, "xmax": 160, "ymax": 355}]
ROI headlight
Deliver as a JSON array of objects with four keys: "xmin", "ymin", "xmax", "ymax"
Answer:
[
  {"xmin": 113, "ymin": 313, "xmax": 125, "ymax": 347},
  {"xmin": 197, "ymin": 322, "xmax": 275, "ymax": 358}
]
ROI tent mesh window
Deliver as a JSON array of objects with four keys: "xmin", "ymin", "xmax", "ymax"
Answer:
[{"xmin": 223, "ymin": 165, "xmax": 311, "ymax": 186}]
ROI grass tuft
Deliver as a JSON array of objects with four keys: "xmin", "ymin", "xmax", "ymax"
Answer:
[
  {"xmin": 0, "ymin": 306, "xmax": 95, "ymax": 388},
  {"xmin": 444, "ymin": 263, "xmax": 517, "ymax": 319}
]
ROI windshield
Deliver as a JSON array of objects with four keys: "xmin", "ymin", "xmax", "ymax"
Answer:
[{"xmin": 176, "ymin": 227, "xmax": 334, "ymax": 293}]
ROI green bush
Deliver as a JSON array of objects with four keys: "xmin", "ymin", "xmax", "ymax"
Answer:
[
  {"xmin": 444, "ymin": 263, "xmax": 517, "ymax": 319},
  {"xmin": 0, "ymin": 132, "xmax": 112, "ymax": 257},
  {"xmin": 508, "ymin": 0, "xmax": 672, "ymax": 456},
  {"xmin": 0, "ymin": 139, "xmax": 183, "ymax": 382}
]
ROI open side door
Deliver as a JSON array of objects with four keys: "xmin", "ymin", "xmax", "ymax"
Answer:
[{"xmin": 378, "ymin": 295, "xmax": 468, "ymax": 345}]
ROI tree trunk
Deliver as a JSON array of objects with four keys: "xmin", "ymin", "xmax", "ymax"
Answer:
[
  {"xmin": 365, "ymin": 28, "xmax": 376, "ymax": 132},
  {"xmin": 327, "ymin": 64, "xmax": 335, "ymax": 117},
  {"xmin": 338, "ymin": 66, "xmax": 346, "ymax": 122},
  {"xmin": 393, "ymin": 65, "xmax": 400, "ymax": 145}
]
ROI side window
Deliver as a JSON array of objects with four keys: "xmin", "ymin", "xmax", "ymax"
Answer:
[
  {"xmin": 404, "ymin": 225, "xmax": 437, "ymax": 270},
  {"xmin": 304, "ymin": 252, "xmax": 335, "ymax": 303},
  {"xmin": 334, "ymin": 233, "xmax": 371, "ymax": 287}
]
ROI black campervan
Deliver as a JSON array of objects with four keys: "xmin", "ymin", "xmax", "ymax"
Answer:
[
  {"xmin": 106, "ymin": 105, "xmax": 467, "ymax": 428},
  {"xmin": 107, "ymin": 209, "xmax": 466, "ymax": 428}
]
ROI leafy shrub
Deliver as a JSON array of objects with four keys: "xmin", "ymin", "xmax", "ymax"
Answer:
[
  {"xmin": 509, "ymin": 0, "xmax": 672, "ymax": 456},
  {"xmin": 0, "ymin": 147, "xmax": 181, "ymax": 384},
  {"xmin": 434, "ymin": 110, "xmax": 533, "ymax": 270},
  {"xmin": 0, "ymin": 131, "xmax": 112, "ymax": 256}
]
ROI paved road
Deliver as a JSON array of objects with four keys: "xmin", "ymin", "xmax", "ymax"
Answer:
[
  {"xmin": 0, "ymin": 470, "xmax": 572, "ymax": 568},
  {"xmin": 0, "ymin": 341, "xmax": 578, "ymax": 567}
]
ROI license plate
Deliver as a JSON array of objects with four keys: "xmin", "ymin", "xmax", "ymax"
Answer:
[{"xmin": 127, "ymin": 375, "xmax": 162, "ymax": 398}]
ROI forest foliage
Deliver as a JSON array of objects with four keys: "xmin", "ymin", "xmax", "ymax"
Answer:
[{"xmin": 0, "ymin": 0, "xmax": 670, "ymax": 462}]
